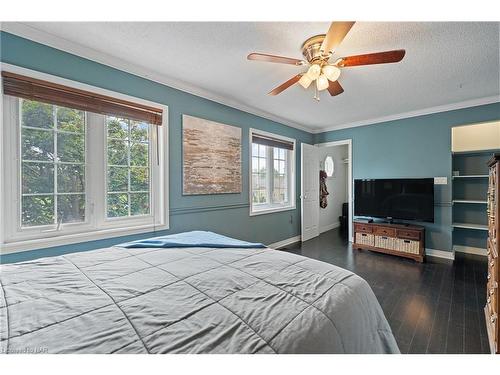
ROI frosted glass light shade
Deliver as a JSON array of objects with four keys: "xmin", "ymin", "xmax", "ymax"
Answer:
[
  {"xmin": 322, "ymin": 65, "xmax": 341, "ymax": 82},
  {"xmin": 298, "ymin": 74, "xmax": 312, "ymax": 89},
  {"xmin": 306, "ymin": 64, "xmax": 321, "ymax": 80},
  {"xmin": 316, "ymin": 74, "xmax": 329, "ymax": 91}
]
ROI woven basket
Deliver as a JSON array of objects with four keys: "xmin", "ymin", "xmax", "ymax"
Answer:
[
  {"xmin": 375, "ymin": 235, "xmax": 396, "ymax": 250},
  {"xmin": 356, "ymin": 232, "xmax": 374, "ymax": 246},
  {"xmin": 395, "ymin": 238, "xmax": 420, "ymax": 254}
]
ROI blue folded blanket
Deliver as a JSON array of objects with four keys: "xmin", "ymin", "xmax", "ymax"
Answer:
[{"xmin": 117, "ymin": 230, "xmax": 266, "ymax": 249}]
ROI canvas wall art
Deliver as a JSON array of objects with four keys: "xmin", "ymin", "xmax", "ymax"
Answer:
[{"xmin": 182, "ymin": 115, "xmax": 241, "ymax": 195}]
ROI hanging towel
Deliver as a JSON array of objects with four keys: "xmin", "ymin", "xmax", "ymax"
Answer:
[{"xmin": 320, "ymin": 170, "xmax": 329, "ymax": 208}]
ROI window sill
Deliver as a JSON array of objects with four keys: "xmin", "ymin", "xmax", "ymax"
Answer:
[
  {"xmin": 0, "ymin": 223, "xmax": 170, "ymax": 255},
  {"xmin": 249, "ymin": 205, "xmax": 296, "ymax": 216}
]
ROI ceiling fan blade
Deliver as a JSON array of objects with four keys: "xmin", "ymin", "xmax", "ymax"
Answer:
[
  {"xmin": 320, "ymin": 22, "xmax": 355, "ymax": 55},
  {"xmin": 268, "ymin": 74, "xmax": 302, "ymax": 96},
  {"xmin": 327, "ymin": 80, "xmax": 344, "ymax": 96},
  {"xmin": 247, "ymin": 53, "xmax": 305, "ymax": 66},
  {"xmin": 337, "ymin": 50, "xmax": 406, "ymax": 67}
]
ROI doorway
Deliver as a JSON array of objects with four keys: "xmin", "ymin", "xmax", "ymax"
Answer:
[{"xmin": 301, "ymin": 139, "xmax": 353, "ymax": 242}]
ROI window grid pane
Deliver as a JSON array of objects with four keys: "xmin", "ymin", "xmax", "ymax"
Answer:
[
  {"xmin": 106, "ymin": 116, "xmax": 151, "ymax": 218},
  {"xmin": 272, "ymin": 147, "xmax": 288, "ymax": 204},
  {"xmin": 251, "ymin": 143, "xmax": 269, "ymax": 205},
  {"xmin": 20, "ymin": 100, "xmax": 86, "ymax": 227}
]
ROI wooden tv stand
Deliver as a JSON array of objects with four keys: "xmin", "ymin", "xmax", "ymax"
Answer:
[{"xmin": 353, "ymin": 221, "xmax": 425, "ymax": 262}]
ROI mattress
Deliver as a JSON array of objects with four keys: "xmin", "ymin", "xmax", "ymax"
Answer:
[{"xmin": 0, "ymin": 241, "xmax": 399, "ymax": 354}]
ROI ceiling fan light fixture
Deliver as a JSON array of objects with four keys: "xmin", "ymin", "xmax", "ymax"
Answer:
[
  {"xmin": 316, "ymin": 74, "xmax": 329, "ymax": 91},
  {"xmin": 306, "ymin": 64, "xmax": 321, "ymax": 80},
  {"xmin": 322, "ymin": 65, "xmax": 341, "ymax": 82},
  {"xmin": 247, "ymin": 22, "xmax": 406, "ymax": 99},
  {"xmin": 298, "ymin": 74, "xmax": 313, "ymax": 89}
]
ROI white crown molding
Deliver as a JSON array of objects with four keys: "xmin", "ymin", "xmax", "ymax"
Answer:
[
  {"xmin": 312, "ymin": 95, "xmax": 500, "ymax": 134},
  {"xmin": 0, "ymin": 22, "xmax": 312, "ymax": 134}
]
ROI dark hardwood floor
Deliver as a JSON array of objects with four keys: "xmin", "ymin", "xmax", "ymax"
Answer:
[{"xmin": 282, "ymin": 228, "xmax": 489, "ymax": 354}]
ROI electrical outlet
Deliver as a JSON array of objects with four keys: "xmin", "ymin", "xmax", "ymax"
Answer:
[{"xmin": 434, "ymin": 177, "xmax": 447, "ymax": 185}]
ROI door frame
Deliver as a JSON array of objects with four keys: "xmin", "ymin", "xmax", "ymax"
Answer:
[{"xmin": 315, "ymin": 139, "xmax": 353, "ymax": 242}]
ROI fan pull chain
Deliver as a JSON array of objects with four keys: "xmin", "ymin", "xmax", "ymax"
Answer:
[{"xmin": 314, "ymin": 85, "xmax": 320, "ymax": 101}]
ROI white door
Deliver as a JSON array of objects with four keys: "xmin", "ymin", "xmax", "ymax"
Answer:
[{"xmin": 301, "ymin": 143, "xmax": 320, "ymax": 241}]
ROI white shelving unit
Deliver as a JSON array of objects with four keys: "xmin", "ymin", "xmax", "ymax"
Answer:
[
  {"xmin": 451, "ymin": 124, "xmax": 499, "ymax": 253},
  {"xmin": 451, "ymin": 151, "xmax": 491, "ymax": 252}
]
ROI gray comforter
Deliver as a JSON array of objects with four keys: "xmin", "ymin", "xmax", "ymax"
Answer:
[{"xmin": 0, "ymin": 245, "xmax": 399, "ymax": 354}]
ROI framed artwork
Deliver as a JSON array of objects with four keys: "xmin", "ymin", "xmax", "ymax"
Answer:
[{"xmin": 182, "ymin": 115, "xmax": 242, "ymax": 195}]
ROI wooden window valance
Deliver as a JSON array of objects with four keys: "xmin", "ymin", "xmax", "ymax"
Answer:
[
  {"xmin": 252, "ymin": 134, "xmax": 294, "ymax": 150},
  {"xmin": 2, "ymin": 71, "xmax": 163, "ymax": 125}
]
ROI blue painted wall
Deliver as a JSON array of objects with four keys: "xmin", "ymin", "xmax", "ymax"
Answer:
[
  {"xmin": 314, "ymin": 103, "xmax": 500, "ymax": 252},
  {"xmin": 0, "ymin": 31, "xmax": 313, "ymax": 263}
]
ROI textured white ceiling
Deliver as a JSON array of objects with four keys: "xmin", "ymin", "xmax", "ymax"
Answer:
[{"xmin": 7, "ymin": 22, "xmax": 500, "ymax": 131}]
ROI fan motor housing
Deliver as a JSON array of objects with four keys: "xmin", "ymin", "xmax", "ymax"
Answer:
[{"xmin": 301, "ymin": 34, "xmax": 328, "ymax": 63}]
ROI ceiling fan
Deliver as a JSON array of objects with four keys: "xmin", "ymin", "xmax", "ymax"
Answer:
[{"xmin": 247, "ymin": 22, "xmax": 405, "ymax": 101}]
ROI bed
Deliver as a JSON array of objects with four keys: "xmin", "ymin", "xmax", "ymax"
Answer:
[{"xmin": 0, "ymin": 231, "xmax": 399, "ymax": 354}]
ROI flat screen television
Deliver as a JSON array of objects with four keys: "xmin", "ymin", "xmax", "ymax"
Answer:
[{"xmin": 354, "ymin": 178, "xmax": 434, "ymax": 222}]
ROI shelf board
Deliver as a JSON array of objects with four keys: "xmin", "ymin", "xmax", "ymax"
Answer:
[
  {"xmin": 453, "ymin": 199, "xmax": 488, "ymax": 204},
  {"xmin": 452, "ymin": 222, "xmax": 488, "ymax": 231},
  {"xmin": 452, "ymin": 175, "xmax": 488, "ymax": 179}
]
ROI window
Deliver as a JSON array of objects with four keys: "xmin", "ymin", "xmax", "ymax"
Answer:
[
  {"xmin": 249, "ymin": 129, "xmax": 295, "ymax": 215},
  {"xmin": 106, "ymin": 116, "xmax": 150, "ymax": 218},
  {"xmin": 20, "ymin": 100, "xmax": 86, "ymax": 227},
  {"xmin": 1, "ymin": 71, "xmax": 168, "ymax": 252}
]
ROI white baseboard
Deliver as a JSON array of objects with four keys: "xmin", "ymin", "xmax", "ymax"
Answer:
[
  {"xmin": 320, "ymin": 222, "xmax": 340, "ymax": 234},
  {"xmin": 453, "ymin": 245, "xmax": 487, "ymax": 256},
  {"xmin": 268, "ymin": 235, "xmax": 301, "ymax": 249},
  {"xmin": 426, "ymin": 248, "xmax": 455, "ymax": 260}
]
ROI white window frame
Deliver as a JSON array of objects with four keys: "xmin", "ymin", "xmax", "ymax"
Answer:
[
  {"xmin": 0, "ymin": 65, "xmax": 169, "ymax": 254},
  {"xmin": 249, "ymin": 128, "xmax": 296, "ymax": 216}
]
